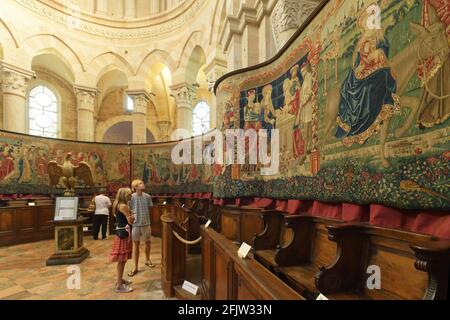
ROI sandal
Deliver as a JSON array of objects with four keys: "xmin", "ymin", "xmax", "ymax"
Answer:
[
  {"xmin": 127, "ymin": 270, "xmax": 139, "ymax": 277},
  {"xmin": 115, "ymin": 279, "xmax": 132, "ymax": 286},
  {"xmin": 145, "ymin": 261, "xmax": 155, "ymax": 268},
  {"xmin": 115, "ymin": 284, "xmax": 133, "ymax": 293}
]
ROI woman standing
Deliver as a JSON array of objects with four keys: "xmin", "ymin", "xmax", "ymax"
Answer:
[{"xmin": 109, "ymin": 188, "xmax": 135, "ymax": 293}]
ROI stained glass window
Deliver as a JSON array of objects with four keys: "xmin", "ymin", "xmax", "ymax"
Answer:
[
  {"xmin": 192, "ymin": 101, "xmax": 210, "ymax": 136},
  {"xmin": 28, "ymin": 85, "xmax": 58, "ymax": 138}
]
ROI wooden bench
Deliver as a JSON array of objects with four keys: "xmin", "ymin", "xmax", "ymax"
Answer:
[
  {"xmin": 253, "ymin": 210, "xmax": 293, "ymax": 273},
  {"xmin": 272, "ymin": 215, "xmax": 341, "ymax": 299},
  {"xmin": 316, "ymin": 223, "xmax": 450, "ymax": 300},
  {"xmin": 201, "ymin": 225, "xmax": 305, "ymax": 300},
  {"xmin": 220, "ymin": 205, "xmax": 264, "ymax": 245}
]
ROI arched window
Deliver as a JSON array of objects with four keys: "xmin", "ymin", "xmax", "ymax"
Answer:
[
  {"xmin": 28, "ymin": 85, "xmax": 58, "ymax": 138},
  {"xmin": 192, "ymin": 101, "xmax": 210, "ymax": 136}
]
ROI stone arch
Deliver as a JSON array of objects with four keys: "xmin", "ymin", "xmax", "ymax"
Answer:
[
  {"xmin": 88, "ymin": 52, "xmax": 135, "ymax": 84},
  {"xmin": 177, "ymin": 31, "xmax": 208, "ymax": 71},
  {"xmin": 208, "ymin": 0, "xmax": 227, "ymax": 46},
  {"xmin": 136, "ymin": 49, "xmax": 177, "ymax": 80},
  {"xmin": 146, "ymin": 128, "xmax": 155, "ymax": 143},
  {"xmin": 102, "ymin": 121, "xmax": 133, "ymax": 144},
  {"xmin": 96, "ymin": 115, "xmax": 133, "ymax": 142},
  {"xmin": 183, "ymin": 44, "xmax": 207, "ymax": 85},
  {"xmin": 21, "ymin": 34, "xmax": 85, "ymax": 77},
  {"xmin": 96, "ymin": 114, "xmax": 158, "ymax": 143},
  {"xmin": 0, "ymin": 18, "xmax": 19, "ymax": 50},
  {"xmin": 96, "ymin": 67, "xmax": 129, "ymax": 120},
  {"xmin": 31, "ymin": 48, "xmax": 76, "ymax": 84}
]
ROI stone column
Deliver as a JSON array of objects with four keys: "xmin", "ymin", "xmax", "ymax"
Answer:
[
  {"xmin": 205, "ymin": 62, "xmax": 227, "ymax": 129},
  {"xmin": 128, "ymin": 91, "xmax": 150, "ymax": 144},
  {"xmin": 150, "ymin": 0, "xmax": 160, "ymax": 14},
  {"xmin": 271, "ymin": 0, "xmax": 318, "ymax": 51},
  {"xmin": 95, "ymin": 0, "xmax": 107, "ymax": 15},
  {"xmin": 259, "ymin": 14, "xmax": 277, "ymax": 62},
  {"xmin": 74, "ymin": 86, "xmax": 97, "ymax": 142},
  {"xmin": 242, "ymin": 23, "xmax": 260, "ymax": 67},
  {"xmin": 1, "ymin": 63, "xmax": 34, "ymax": 133},
  {"xmin": 166, "ymin": 0, "xmax": 174, "ymax": 10},
  {"xmin": 227, "ymin": 34, "xmax": 243, "ymax": 70},
  {"xmin": 157, "ymin": 120, "xmax": 172, "ymax": 142},
  {"xmin": 124, "ymin": 0, "xmax": 136, "ymax": 18},
  {"xmin": 170, "ymin": 83, "xmax": 197, "ymax": 138}
]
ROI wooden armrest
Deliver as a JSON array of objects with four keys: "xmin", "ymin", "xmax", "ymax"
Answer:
[
  {"xmin": 283, "ymin": 214, "xmax": 314, "ymax": 224},
  {"xmin": 315, "ymin": 222, "xmax": 369, "ymax": 295},
  {"xmin": 275, "ymin": 214, "xmax": 315, "ymax": 266},
  {"xmin": 253, "ymin": 211, "xmax": 285, "ymax": 251},
  {"xmin": 411, "ymin": 239, "xmax": 450, "ymax": 300}
]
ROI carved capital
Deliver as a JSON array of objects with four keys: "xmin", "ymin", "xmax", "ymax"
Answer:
[
  {"xmin": 271, "ymin": 0, "xmax": 318, "ymax": 50},
  {"xmin": 206, "ymin": 67, "xmax": 227, "ymax": 93},
  {"xmin": 170, "ymin": 84, "xmax": 197, "ymax": 109},
  {"xmin": 1, "ymin": 63, "xmax": 34, "ymax": 97},
  {"xmin": 158, "ymin": 120, "xmax": 172, "ymax": 141},
  {"xmin": 74, "ymin": 85, "xmax": 97, "ymax": 112},
  {"xmin": 127, "ymin": 90, "xmax": 151, "ymax": 115}
]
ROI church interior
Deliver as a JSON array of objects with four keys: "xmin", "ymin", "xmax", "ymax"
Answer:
[{"xmin": 0, "ymin": 0, "xmax": 449, "ymax": 301}]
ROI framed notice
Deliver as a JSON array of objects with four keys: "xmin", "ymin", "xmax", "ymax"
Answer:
[{"xmin": 54, "ymin": 197, "xmax": 79, "ymax": 221}]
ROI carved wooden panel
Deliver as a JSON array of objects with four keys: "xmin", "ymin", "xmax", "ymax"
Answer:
[
  {"xmin": 0, "ymin": 209, "xmax": 14, "ymax": 234},
  {"xmin": 281, "ymin": 227, "xmax": 293, "ymax": 247},
  {"xmin": 365, "ymin": 238, "xmax": 428, "ymax": 300},
  {"xmin": 313, "ymin": 223, "xmax": 337, "ymax": 268},
  {"xmin": 201, "ymin": 236, "xmax": 213, "ymax": 300},
  {"xmin": 236, "ymin": 276, "xmax": 258, "ymax": 300},
  {"xmin": 37, "ymin": 206, "xmax": 54, "ymax": 231},
  {"xmin": 214, "ymin": 244, "xmax": 232, "ymax": 300},
  {"xmin": 16, "ymin": 208, "xmax": 35, "ymax": 233},
  {"xmin": 151, "ymin": 206, "xmax": 163, "ymax": 237},
  {"xmin": 221, "ymin": 213, "xmax": 239, "ymax": 242},
  {"xmin": 240, "ymin": 211, "xmax": 264, "ymax": 245}
]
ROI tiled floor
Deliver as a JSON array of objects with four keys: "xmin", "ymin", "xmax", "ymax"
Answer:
[{"xmin": 0, "ymin": 236, "xmax": 174, "ymax": 300}]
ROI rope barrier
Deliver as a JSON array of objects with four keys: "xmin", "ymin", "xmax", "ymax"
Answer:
[{"xmin": 172, "ymin": 230, "xmax": 202, "ymax": 245}]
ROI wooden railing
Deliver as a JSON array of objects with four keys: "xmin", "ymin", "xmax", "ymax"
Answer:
[
  {"xmin": 160, "ymin": 205, "xmax": 189, "ymax": 297},
  {"xmin": 201, "ymin": 225, "xmax": 305, "ymax": 300}
]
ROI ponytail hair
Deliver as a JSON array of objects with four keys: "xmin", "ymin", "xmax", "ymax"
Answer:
[{"xmin": 112, "ymin": 187, "xmax": 132, "ymax": 216}]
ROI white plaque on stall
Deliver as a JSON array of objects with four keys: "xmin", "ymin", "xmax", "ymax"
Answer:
[
  {"xmin": 205, "ymin": 220, "xmax": 212, "ymax": 228},
  {"xmin": 182, "ymin": 280, "xmax": 199, "ymax": 295},
  {"xmin": 316, "ymin": 294, "xmax": 329, "ymax": 300},
  {"xmin": 237, "ymin": 242, "xmax": 252, "ymax": 259}
]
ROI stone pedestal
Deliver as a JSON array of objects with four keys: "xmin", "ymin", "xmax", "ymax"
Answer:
[{"xmin": 46, "ymin": 218, "xmax": 90, "ymax": 266}]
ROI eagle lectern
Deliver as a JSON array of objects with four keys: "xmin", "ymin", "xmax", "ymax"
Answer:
[{"xmin": 46, "ymin": 153, "xmax": 94, "ymax": 266}]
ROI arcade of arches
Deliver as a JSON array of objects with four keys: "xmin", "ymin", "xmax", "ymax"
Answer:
[{"xmin": 0, "ymin": 0, "xmax": 321, "ymax": 142}]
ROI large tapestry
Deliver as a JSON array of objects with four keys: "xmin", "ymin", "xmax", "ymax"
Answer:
[
  {"xmin": 216, "ymin": 0, "xmax": 450, "ymax": 210},
  {"xmin": 0, "ymin": 131, "xmax": 131, "ymax": 194},
  {"xmin": 132, "ymin": 136, "xmax": 215, "ymax": 194}
]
